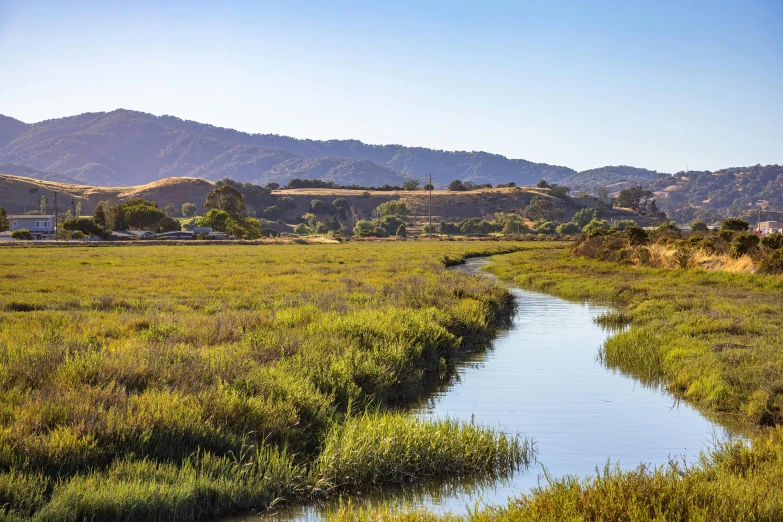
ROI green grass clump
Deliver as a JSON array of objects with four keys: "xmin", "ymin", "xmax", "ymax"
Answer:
[
  {"xmin": 326, "ymin": 429, "xmax": 783, "ymax": 522},
  {"xmin": 314, "ymin": 412, "xmax": 531, "ymax": 490},
  {"xmin": 0, "ymin": 241, "xmax": 556, "ymax": 520}
]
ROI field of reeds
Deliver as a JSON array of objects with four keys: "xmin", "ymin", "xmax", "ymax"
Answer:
[
  {"xmin": 336, "ymin": 244, "xmax": 783, "ymax": 521},
  {"xmin": 0, "ymin": 242, "xmax": 564, "ymax": 521}
]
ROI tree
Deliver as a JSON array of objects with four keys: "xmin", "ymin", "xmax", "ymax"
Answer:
[
  {"xmin": 164, "ymin": 203, "xmax": 177, "ymax": 218},
  {"xmin": 615, "ymin": 186, "xmax": 654, "ymax": 213},
  {"xmin": 549, "ymin": 184, "xmax": 570, "ymax": 198},
  {"xmin": 730, "ymin": 232, "xmax": 759, "ymax": 258},
  {"xmin": 448, "ymin": 180, "xmax": 467, "ymax": 191},
  {"xmin": 93, "ymin": 202, "xmax": 109, "ymax": 230},
  {"xmin": 690, "ymin": 219, "xmax": 708, "ymax": 232},
  {"xmin": 537, "ymin": 179, "xmax": 549, "ymax": 189},
  {"xmin": 556, "ymin": 222, "xmax": 582, "ymax": 235},
  {"xmin": 402, "ymin": 180, "xmax": 419, "ymax": 191},
  {"xmin": 423, "ymin": 183, "xmax": 434, "ymax": 191},
  {"xmin": 625, "ymin": 226, "xmax": 649, "ymax": 246},
  {"xmin": 158, "ymin": 216, "xmax": 181, "ymax": 232},
  {"xmin": 119, "ymin": 199, "xmax": 165, "ymax": 230},
  {"xmin": 309, "ymin": 199, "xmax": 328, "ymax": 214},
  {"xmin": 375, "ymin": 201, "xmax": 409, "ymax": 218},
  {"xmin": 199, "ymin": 209, "xmax": 233, "ymax": 232},
  {"xmin": 721, "ymin": 218, "xmax": 749, "ymax": 231},
  {"xmin": 63, "ymin": 217, "xmax": 103, "ymax": 237},
  {"xmin": 379, "ymin": 215, "xmax": 405, "ymax": 235},
  {"xmin": 265, "ymin": 182, "xmax": 280, "ymax": 191},
  {"xmin": 182, "ymin": 202, "xmax": 198, "ymax": 218},
  {"xmin": 572, "ymin": 208, "xmax": 596, "ymax": 228},
  {"xmin": 75, "ymin": 202, "xmax": 82, "ymax": 218},
  {"xmin": 40, "ymin": 195, "xmax": 46, "ymax": 214},
  {"xmin": 396, "ymin": 224, "xmax": 407, "ymax": 237},
  {"xmin": 205, "ymin": 185, "xmax": 246, "ymax": 220},
  {"xmin": 0, "ymin": 207, "xmax": 8, "ymax": 232},
  {"xmin": 524, "ymin": 196, "xmax": 561, "ymax": 222},
  {"xmin": 460, "ymin": 218, "xmax": 489, "ymax": 235}
]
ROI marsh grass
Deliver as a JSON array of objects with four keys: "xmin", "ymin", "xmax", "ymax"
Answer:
[
  {"xmin": 0, "ymin": 242, "xmax": 556, "ymax": 520},
  {"xmin": 592, "ymin": 310, "xmax": 632, "ymax": 329}
]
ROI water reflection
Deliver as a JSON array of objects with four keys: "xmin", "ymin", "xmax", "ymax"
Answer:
[{"xmin": 233, "ymin": 257, "xmax": 733, "ymax": 521}]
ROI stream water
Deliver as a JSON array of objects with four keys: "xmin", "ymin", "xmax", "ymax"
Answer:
[{"xmin": 234, "ymin": 257, "xmax": 731, "ymax": 521}]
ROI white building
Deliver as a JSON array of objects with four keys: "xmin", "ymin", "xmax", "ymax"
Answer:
[
  {"xmin": 7, "ymin": 215, "xmax": 56, "ymax": 239},
  {"xmin": 758, "ymin": 221, "xmax": 783, "ymax": 235}
]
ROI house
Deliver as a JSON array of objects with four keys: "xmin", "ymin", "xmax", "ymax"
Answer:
[
  {"xmin": 193, "ymin": 227, "xmax": 213, "ymax": 235},
  {"xmin": 155, "ymin": 231, "xmax": 195, "ymax": 240},
  {"xmin": 757, "ymin": 221, "xmax": 783, "ymax": 235},
  {"xmin": 110, "ymin": 230, "xmax": 157, "ymax": 240},
  {"xmin": 7, "ymin": 215, "xmax": 56, "ymax": 240}
]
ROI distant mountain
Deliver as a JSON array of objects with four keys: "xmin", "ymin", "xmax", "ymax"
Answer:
[
  {"xmin": 0, "ymin": 109, "xmax": 576, "ymax": 188},
  {"xmin": 0, "ymin": 163, "xmax": 78, "ymax": 184},
  {"xmin": 560, "ymin": 166, "xmax": 665, "ymax": 194}
]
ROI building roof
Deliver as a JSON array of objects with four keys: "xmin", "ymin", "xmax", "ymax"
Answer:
[{"xmin": 7, "ymin": 215, "xmax": 55, "ymax": 219}]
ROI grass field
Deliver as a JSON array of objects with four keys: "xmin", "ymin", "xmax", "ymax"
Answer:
[
  {"xmin": 0, "ymin": 242, "xmax": 559, "ymax": 521},
  {"xmin": 326, "ymin": 246, "xmax": 783, "ymax": 522}
]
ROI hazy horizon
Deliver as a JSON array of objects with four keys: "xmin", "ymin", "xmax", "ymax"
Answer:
[{"xmin": 1, "ymin": 0, "xmax": 781, "ymax": 173}]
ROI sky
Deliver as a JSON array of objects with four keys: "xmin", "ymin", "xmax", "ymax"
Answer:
[{"xmin": 0, "ymin": 0, "xmax": 781, "ymax": 173}]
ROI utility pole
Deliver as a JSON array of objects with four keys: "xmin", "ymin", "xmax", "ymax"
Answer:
[
  {"xmin": 428, "ymin": 172, "xmax": 432, "ymax": 239},
  {"xmin": 53, "ymin": 191, "xmax": 58, "ymax": 237},
  {"xmin": 71, "ymin": 198, "xmax": 76, "ymax": 217}
]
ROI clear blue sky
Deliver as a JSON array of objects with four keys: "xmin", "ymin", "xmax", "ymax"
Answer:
[{"xmin": 1, "ymin": 0, "xmax": 781, "ymax": 173}]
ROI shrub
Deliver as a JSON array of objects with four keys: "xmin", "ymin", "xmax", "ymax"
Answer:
[
  {"xmin": 556, "ymin": 222, "xmax": 581, "ymax": 235},
  {"xmin": 758, "ymin": 249, "xmax": 783, "ymax": 274},
  {"xmin": 612, "ymin": 219, "xmax": 637, "ymax": 231},
  {"xmin": 625, "ymin": 226, "xmax": 649, "ymax": 246},
  {"xmin": 656, "ymin": 220, "xmax": 679, "ymax": 232},
  {"xmin": 396, "ymin": 224, "xmax": 407, "ymax": 238},
  {"xmin": 721, "ymin": 218, "xmax": 749, "ymax": 231},
  {"xmin": 11, "ymin": 229, "xmax": 32, "ymax": 240},
  {"xmin": 375, "ymin": 201, "xmax": 409, "ymax": 218},
  {"xmin": 279, "ymin": 197, "xmax": 296, "ymax": 211},
  {"xmin": 582, "ymin": 219, "xmax": 610, "ymax": 235},
  {"xmin": 730, "ymin": 232, "xmax": 760, "ymax": 258},
  {"xmin": 71, "ymin": 230, "xmax": 86, "ymax": 240},
  {"xmin": 447, "ymin": 180, "xmax": 467, "ymax": 191},
  {"xmin": 533, "ymin": 220, "xmax": 556, "ymax": 235},
  {"xmin": 690, "ymin": 219, "xmax": 708, "ymax": 232},
  {"xmin": 760, "ymin": 233, "xmax": 783, "ymax": 250},
  {"xmin": 353, "ymin": 220, "xmax": 375, "ymax": 237},
  {"xmin": 293, "ymin": 223, "xmax": 309, "ymax": 235}
]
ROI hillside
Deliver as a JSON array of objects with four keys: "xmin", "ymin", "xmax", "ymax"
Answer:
[
  {"xmin": 0, "ymin": 174, "xmax": 215, "ymax": 215},
  {"xmin": 560, "ymin": 166, "xmax": 664, "ymax": 194},
  {"xmin": 0, "ymin": 109, "xmax": 576, "ymax": 188}
]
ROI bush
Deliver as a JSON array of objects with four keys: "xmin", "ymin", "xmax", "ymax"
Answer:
[
  {"xmin": 353, "ymin": 220, "xmax": 375, "ymax": 237},
  {"xmin": 63, "ymin": 217, "xmax": 103, "ymax": 237},
  {"xmin": 310, "ymin": 200, "xmax": 329, "ymax": 214},
  {"xmin": 293, "ymin": 223, "xmax": 309, "ymax": 235},
  {"xmin": 656, "ymin": 220, "xmax": 679, "ymax": 232},
  {"xmin": 758, "ymin": 249, "xmax": 783, "ymax": 274},
  {"xmin": 760, "ymin": 233, "xmax": 783, "ymax": 250},
  {"xmin": 71, "ymin": 230, "xmax": 86, "ymax": 240},
  {"xmin": 690, "ymin": 219, "xmax": 708, "ymax": 232},
  {"xmin": 533, "ymin": 220, "xmax": 556, "ymax": 235},
  {"xmin": 625, "ymin": 226, "xmax": 649, "ymax": 246},
  {"xmin": 396, "ymin": 224, "xmax": 407, "ymax": 238},
  {"xmin": 612, "ymin": 220, "xmax": 637, "ymax": 231},
  {"xmin": 721, "ymin": 218, "xmax": 749, "ymax": 231},
  {"xmin": 11, "ymin": 229, "xmax": 32, "ymax": 240},
  {"xmin": 556, "ymin": 222, "xmax": 582, "ymax": 235},
  {"xmin": 375, "ymin": 201, "xmax": 409, "ymax": 218},
  {"xmin": 279, "ymin": 197, "xmax": 296, "ymax": 211},
  {"xmin": 730, "ymin": 232, "xmax": 760, "ymax": 258},
  {"xmin": 582, "ymin": 219, "xmax": 610, "ymax": 235}
]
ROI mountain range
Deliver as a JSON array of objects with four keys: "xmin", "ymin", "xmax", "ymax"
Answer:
[
  {"xmin": 0, "ymin": 110, "xmax": 780, "ymax": 222},
  {"xmin": 0, "ymin": 109, "xmax": 574, "ymax": 188}
]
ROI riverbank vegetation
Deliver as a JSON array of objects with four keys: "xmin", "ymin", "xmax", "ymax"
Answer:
[
  {"xmin": 0, "ymin": 242, "xmax": 551, "ymax": 521},
  {"xmin": 329, "ymin": 242, "xmax": 783, "ymax": 521}
]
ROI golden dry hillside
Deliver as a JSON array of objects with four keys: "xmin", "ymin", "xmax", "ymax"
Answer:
[{"xmin": 0, "ymin": 174, "xmax": 215, "ymax": 214}]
